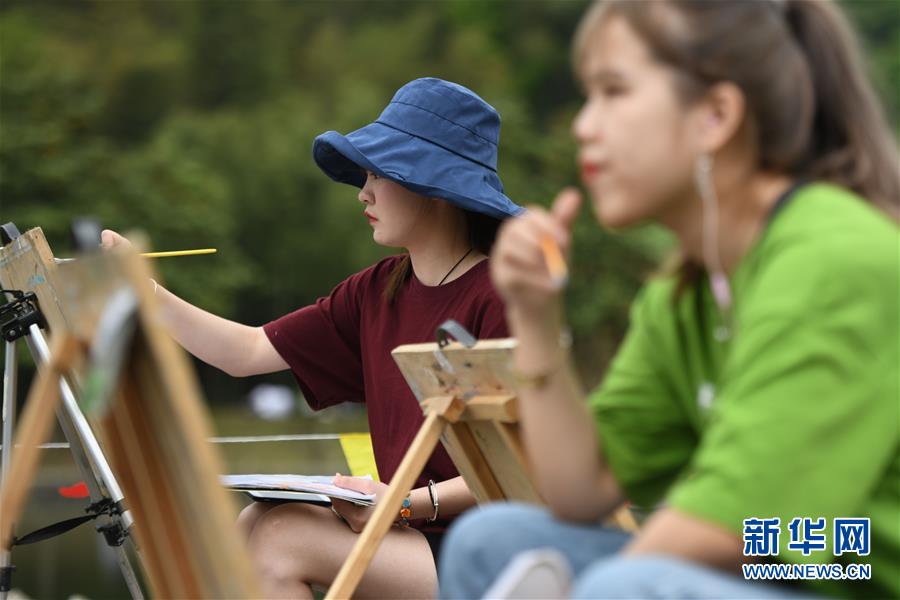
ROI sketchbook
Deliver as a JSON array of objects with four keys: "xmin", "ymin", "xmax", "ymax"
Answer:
[
  {"xmin": 241, "ymin": 489, "xmax": 333, "ymax": 505},
  {"xmin": 220, "ymin": 474, "xmax": 376, "ymax": 506}
]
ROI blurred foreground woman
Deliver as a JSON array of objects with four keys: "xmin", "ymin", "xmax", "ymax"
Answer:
[{"xmin": 440, "ymin": 1, "xmax": 899, "ymax": 598}]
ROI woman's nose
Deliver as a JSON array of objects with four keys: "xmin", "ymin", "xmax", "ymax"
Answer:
[
  {"xmin": 358, "ymin": 183, "xmax": 374, "ymax": 205},
  {"xmin": 572, "ymin": 98, "xmax": 602, "ymax": 144}
]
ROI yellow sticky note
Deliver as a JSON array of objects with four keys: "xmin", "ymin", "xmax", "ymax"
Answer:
[{"xmin": 339, "ymin": 433, "xmax": 380, "ymax": 482}]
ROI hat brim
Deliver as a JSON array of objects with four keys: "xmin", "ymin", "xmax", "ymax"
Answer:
[{"xmin": 312, "ymin": 123, "xmax": 524, "ymax": 220}]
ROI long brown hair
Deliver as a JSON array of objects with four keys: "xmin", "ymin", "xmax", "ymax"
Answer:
[
  {"xmin": 574, "ymin": 0, "xmax": 899, "ymax": 292},
  {"xmin": 575, "ymin": 0, "xmax": 899, "ymax": 217},
  {"xmin": 383, "ymin": 209, "xmax": 502, "ymax": 304}
]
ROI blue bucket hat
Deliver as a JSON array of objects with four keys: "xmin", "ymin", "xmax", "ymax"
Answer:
[{"xmin": 312, "ymin": 78, "xmax": 524, "ymax": 220}]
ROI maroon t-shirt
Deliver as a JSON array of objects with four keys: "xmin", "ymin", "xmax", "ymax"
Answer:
[{"xmin": 262, "ymin": 254, "xmax": 508, "ymax": 531}]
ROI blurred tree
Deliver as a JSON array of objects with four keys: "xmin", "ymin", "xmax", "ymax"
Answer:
[
  {"xmin": 185, "ymin": 2, "xmax": 280, "ymax": 109},
  {"xmin": 1, "ymin": 0, "xmax": 895, "ymax": 397},
  {"xmin": 101, "ymin": 62, "xmax": 179, "ymax": 144},
  {"xmin": 842, "ymin": 0, "xmax": 900, "ymax": 125}
]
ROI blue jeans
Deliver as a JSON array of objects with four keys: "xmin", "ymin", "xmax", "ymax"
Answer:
[{"xmin": 439, "ymin": 503, "xmax": 814, "ymax": 599}]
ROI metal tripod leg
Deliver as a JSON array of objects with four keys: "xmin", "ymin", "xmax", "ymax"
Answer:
[
  {"xmin": 1, "ymin": 326, "xmax": 143, "ymax": 599},
  {"xmin": 25, "ymin": 325, "xmax": 131, "ymax": 526},
  {"xmin": 1, "ymin": 341, "xmax": 18, "ymax": 600}
]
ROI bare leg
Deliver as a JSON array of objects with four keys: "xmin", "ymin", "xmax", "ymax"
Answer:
[
  {"xmin": 237, "ymin": 501, "xmax": 280, "ymax": 539},
  {"xmin": 248, "ymin": 502, "xmax": 437, "ymax": 599}
]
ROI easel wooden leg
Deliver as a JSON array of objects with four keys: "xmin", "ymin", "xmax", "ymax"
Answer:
[
  {"xmin": 0, "ymin": 334, "xmax": 78, "ymax": 552},
  {"xmin": 326, "ymin": 396, "xmax": 465, "ymax": 600},
  {"xmin": 442, "ymin": 423, "xmax": 504, "ymax": 503}
]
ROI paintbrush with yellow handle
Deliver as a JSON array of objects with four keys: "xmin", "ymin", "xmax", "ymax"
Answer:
[
  {"xmin": 139, "ymin": 249, "xmax": 217, "ymax": 258},
  {"xmin": 55, "ymin": 248, "xmax": 217, "ymax": 264}
]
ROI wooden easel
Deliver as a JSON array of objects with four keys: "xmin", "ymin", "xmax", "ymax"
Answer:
[
  {"xmin": 0, "ymin": 228, "xmax": 259, "ymax": 597},
  {"xmin": 326, "ymin": 337, "xmax": 637, "ymax": 599}
]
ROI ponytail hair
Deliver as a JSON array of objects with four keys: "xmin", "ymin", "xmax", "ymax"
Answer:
[
  {"xmin": 574, "ymin": 0, "xmax": 899, "ymax": 220},
  {"xmin": 785, "ymin": 0, "xmax": 899, "ymax": 218}
]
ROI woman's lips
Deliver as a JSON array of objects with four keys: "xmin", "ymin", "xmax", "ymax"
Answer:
[
  {"xmin": 580, "ymin": 161, "xmax": 605, "ymax": 181},
  {"xmin": 365, "ymin": 211, "xmax": 378, "ymax": 224}
]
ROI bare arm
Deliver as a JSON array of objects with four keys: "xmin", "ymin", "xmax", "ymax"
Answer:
[
  {"xmin": 408, "ymin": 475, "xmax": 475, "ymax": 521},
  {"xmin": 102, "ymin": 229, "xmax": 288, "ymax": 377},
  {"xmin": 491, "ymin": 191, "xmax": 623, "ymax": 522},
  {"xmin": 332, "ymin": 475, "xmax": 476, "ymax": 532},
  {"xmin": 500, "ymin": 193, "xmax": 745, "ymax": 566},
  {"xmin": 508, "ymin": 305, "xmax": 623, "ymax": 522},
  {"xmin": 154, "ymin": 284, "xmax": 288, "ymax": 377},
  {"xmin": 626, "ymin": 508, "xmax": 745, "ymax": 572}
]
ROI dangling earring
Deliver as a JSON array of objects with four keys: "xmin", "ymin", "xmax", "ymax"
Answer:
[{"xmin": 694, "ymin": 152, "xmax": 732, "ymax": 342}]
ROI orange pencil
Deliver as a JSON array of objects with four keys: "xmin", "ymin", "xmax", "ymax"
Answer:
[{"xmin": 540, "ymin": 236, "xmax": 568, "ymax": 288}]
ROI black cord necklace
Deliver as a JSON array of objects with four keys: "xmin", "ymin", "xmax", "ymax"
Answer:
[{"xmin": 437, "ymin": 247, "xmax": 474, "ymax": 286}]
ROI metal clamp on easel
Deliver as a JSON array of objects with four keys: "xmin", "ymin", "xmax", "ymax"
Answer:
[
  {"xmin": 0, "ymin": 289, "xmax": 47, "ymax": 344},
  {"xmin": 432, "ymin": 319, "xmax": 477, "ymax": 375},
  {"xmin": 0, "ymin": 222, "xmax": 143, "ymax": 600}
]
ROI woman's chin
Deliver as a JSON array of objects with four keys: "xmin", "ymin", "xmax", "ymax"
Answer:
[
  {"xmin": 591, "ymin": 197, "xmax": 643, "ymax": 230},
  {"xmin": 371, "ymin": 231, "xmax": 403, "ymax": 248}
]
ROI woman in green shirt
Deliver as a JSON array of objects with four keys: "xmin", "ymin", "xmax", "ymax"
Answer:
[{"xmin": 440, "ymin": 1, "xmax": 898, "ymax": 598}]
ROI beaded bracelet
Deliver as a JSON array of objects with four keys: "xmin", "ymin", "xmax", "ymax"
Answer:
[{"xmin": 398, "ymin": 495, "xmax": 412, "ymax": 527}]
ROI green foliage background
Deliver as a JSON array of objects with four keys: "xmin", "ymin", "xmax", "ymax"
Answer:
[{"xmin": 2, "ymin": 0, "xmax": 897, "ymax": 398}]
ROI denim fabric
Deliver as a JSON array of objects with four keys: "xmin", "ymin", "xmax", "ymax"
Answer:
[
  {"xmin": 439, "ymin": 503, "xmax": 630, "ymax": 599},
  {"xmin": 439, "ymin": 503, "xmax": 817, "ymax": 600}
]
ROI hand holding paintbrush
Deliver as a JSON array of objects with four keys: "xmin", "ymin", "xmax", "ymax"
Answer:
[
  {"xmin": 99, "ymin": 229, "xmax": 216, "ymax": 258},
  {"xmin": 55, "ymin": 230, "xmax": 217, "ymax": 264},
  {"xmin": 95, "ymin": 229, "xmax": 219, "ymax": 299}
]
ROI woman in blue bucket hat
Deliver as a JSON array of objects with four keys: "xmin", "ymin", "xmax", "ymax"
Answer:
[
  {"xmin": 313, "ymin": 77, "xmax": 523, "ymax": 221},
  {"xmin": 101, "ymin": 77, "xmax": 522, "ymax": 597}
]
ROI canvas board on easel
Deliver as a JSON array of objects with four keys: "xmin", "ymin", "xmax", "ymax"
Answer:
[
  {"xmin": 391, "ymin": 338, "xmax": 541, "ymax": 505},
  {"xmin": 0, "ymin": 227, "xmax": 260, "ymax": 598},
  {"xmin": 326, "ymin": 334, "xmax": 638, "ymax": 599}
]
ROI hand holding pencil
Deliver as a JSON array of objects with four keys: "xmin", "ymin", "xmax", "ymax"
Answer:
[
  {"xmin": 490, "ymin": 188, "xmax": 582, "ymax": 315},
  {"xmin": 540, "ymin": 235, "xmax": 569, "ymax": 289}
]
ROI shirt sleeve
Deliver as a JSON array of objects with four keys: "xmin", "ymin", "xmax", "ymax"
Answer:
[
  {"xmin": 589, "ymin": 283, "xmax": 697, "ymax": 509},
  {"xmin": 263, "ymin": 272, "xmax": 367, "ymax": 410},
  {"xmin": 472, "ymin": 284, "xmax": 510, "ymax": 339},
  {"xmin": 667, "ymin": 240, "xmax": 899, "ymax": 564}
]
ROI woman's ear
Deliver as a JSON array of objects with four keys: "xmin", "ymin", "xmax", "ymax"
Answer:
[{"xmin": 695, "ymin": 81, "xmax": 746, "ymax": 154}]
